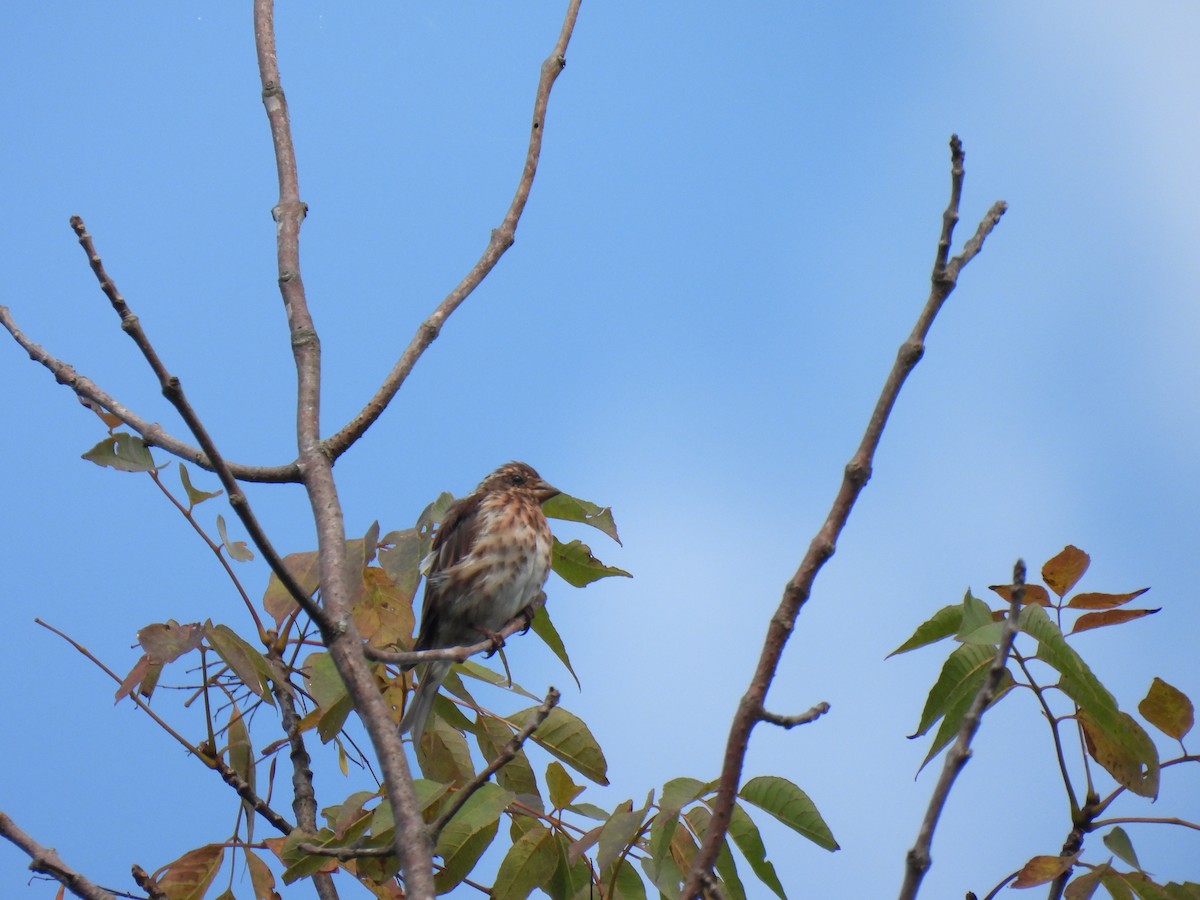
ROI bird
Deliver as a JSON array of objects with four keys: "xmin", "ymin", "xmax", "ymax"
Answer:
[{"xmin": 399, "ymin": 461, "xmax": 560, "ymax": 741}]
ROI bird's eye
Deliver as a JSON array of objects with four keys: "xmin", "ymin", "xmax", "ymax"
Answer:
[{"xmin": 509, "ymin": 473, "xmax": 526, "ymax": 486}]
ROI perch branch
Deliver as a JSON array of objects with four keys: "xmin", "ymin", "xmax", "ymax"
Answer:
[
  {"xmin": 322, "ymin": 0, "xmax": 583, "ymax": 461},
  {"xmin": 681, "ymin": 135, "xmax": 1007, "ymax": 899},
  {"xmin": 0, "ymin": 812, "xmax": 115, "ymax": 900},
  {"xmin": 363, "ymin": 597, "xmax": 544, "ymax": 666}
]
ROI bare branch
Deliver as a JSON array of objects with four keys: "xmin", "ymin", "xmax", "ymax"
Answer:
[
  {"xmin": 759, "ymin": 702, "xmax": 831, "ymax": 729},
  {"xmin": 429, "ymin": 688, "xmax": 561, "ymax": 843},
  {"xmin": 681, "ymin": 135, "xmax": 1007, "ymax": 899},
  {"xmin": 36, "ymin": 618, "xmax": 297, "ymax": 838},
  {"xmin": 322, "ymin": 0, "xmax": 584, "ymax": 461},
  {"xmin": 0, "ymin": 305, "xmax": 300, "ymax": 483},
  {"xmin": 65, "ymin": 217, "xmax": 334, "ymax": 638},
  {"xmin": 0, "ymin": 811, "xmax": 115, "ymax": 900},
  {"xmin": 898, "ymin": 560, "xmax": 1027, "ymax": 900},
  {"xmin": 251, "ymin": 1, "xmax": 435, "ymax": 894}
]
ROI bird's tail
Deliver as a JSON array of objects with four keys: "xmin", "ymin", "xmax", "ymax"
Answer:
[{"xmin": 398, "ymin": 660, "xmax": 452, "ymax": 742}]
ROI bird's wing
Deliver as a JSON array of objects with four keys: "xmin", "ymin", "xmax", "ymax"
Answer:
[{"xmin": 413, "ymin": 490, "xmax": 485, "ymax": 651}]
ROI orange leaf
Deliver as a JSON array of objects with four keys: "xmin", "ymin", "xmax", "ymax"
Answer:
[
  {"xmin": 1042, "ymin": 545, "xmax": 1090, "ymax": 597},
  {"xmin": 1139, "ymin": 677, "xmax": 1194, "ymax": 741},
  {"xmin": 1067, "ymin": 589, "xmax": 1149, "ymax": 610},
  {"xmin": 1070, "ymin": 608, "xmax": 1159, "ymax": 635},
  {"xmin": 152, "ymin": 844, "xmax": 225, "ymax": 900},
  {"xmin": 1013, "ymin": 853, "xmax": 1079, "ymax": 888},
  {"xmin": 989, "ymin": 583, "xmax": 1052, "ymax": 607}
]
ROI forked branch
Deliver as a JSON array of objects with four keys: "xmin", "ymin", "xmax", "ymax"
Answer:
[{"xmin": 681, "ymin": 135, "xmax": 1007, "ymax": 898}]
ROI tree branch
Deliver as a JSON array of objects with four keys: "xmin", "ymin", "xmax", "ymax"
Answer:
[
  {"xmin": 251, "ymin": 1, "xmax": 435, "ymax": 894},
  {"xmin": 681, "ymin": 135, "xmax": 1007, "ymax": 899},
  {"xmin": 759, "ymin": 702, "xmax": 831, "ymax": 729},
  {"xmin": 0, "ymin": 811, "xmax": 116, "ymax": 900},
  {"xmin": 0, "ymin": 305, "xmax": 300, "ymax": 483},
  {"xmin": 64, "ymin": 217, "xmax": 334, "ymax": 638},
  {"xmin": 363, "ymin": 600, "xmax": 543, "ymax": 666},
  {"xmin": 321, "ymin": 0, "xmax": 583, "ymax": 461},
  {"xmin": 898, "ymin": 560, "xmax": 1026, "ymax": 900}
]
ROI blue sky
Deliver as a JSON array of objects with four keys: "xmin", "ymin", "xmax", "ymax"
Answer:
[{"xmin": 2, "ymin": 3, "xmax": 1198, "ymax": 898}]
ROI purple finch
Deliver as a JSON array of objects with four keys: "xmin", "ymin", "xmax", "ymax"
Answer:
[{"xmin": 399, "ymin": 461, "xmax": 559, "ymax": 740}]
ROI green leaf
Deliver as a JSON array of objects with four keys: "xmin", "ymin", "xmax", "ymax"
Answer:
[
  {"xmin": 378, "ymin": 527, "xmax": 422, "ymax": 603},
  {"xmin": 417, "ymin": 717, "xmax": 476, "ymax": 787},
  {"xmin": 551, "ymin": 537, "xmax": 632, "ymax": 588},
  {"xmin": 510, "ymin": 706, "xmax": 609, "ymax": 786},
  {"xmin": 476, "ymin": 716, "xmax": 542, "ymax": 810},
  {"xmin": 888, "ymin": 604, "xmax": 963, "ymax": 657},
  {"xmin": 1022, "ymin": 606, "xmax": 1158, "ymax": 791},
  {"xmin": 178, "ymin": 463, "xmax": 222, "ymax": 507},
  {"xmin": 227, "ymin": 702, "xmax": 255, "ymax": 842},
  {"xmin": 530, "ymin": 605, "xmax": 580, "ymax": 689},
  {"xmin": 544, "ymin": 830, "xmax": 593, "ymax": 900},
  {"xmin": 739, "ymin": 775, "xmax": 838, "ymax": 851},
  {"xmin": 920, "ymin": 667, "xmax": 1014, "ymax": 770},
  {"xmin": 956, "ymin": 591, "xmax": 994, "ymax": 640},
  {"xmin": 726, "ymin": 801, "xmax": 786, "ymax": 900},
  {"xmin": 608, "ymin": 857, "xmax": 648, "ymax": 900},
  {"xmin": 543, "ymin": 492, "xmax": 623, "ymax": 544},
  {"xmin": 205, "ymin": 622, "xmax": 274, "ymax": 704},
  {"xmin": 911, "ymin": 643, "xmax": 997, "ymax": 739},
  {"xmin": 1103, "ymin": 827, "xmax": 1142, "ymax": 871},
  {"xmin": 216, "ymin": 514, "xmax": 254, "ymax": 562},
  {"xmin": 597, "ymin": 794, "xmax": 652, "ymax": 877},
  {"xmin": 492, "ymin": 824, "xmax": 560, "ymax": 900},
  {"xmin": 546, "ymin": 761, "xmax": 585, "ymax": 810},
  {"xmin": 1139, "ymin": 677, "xmax": 1194, "ymax": 741},
  {"xmin": 434, "ymin": 782, "xmax": 513, "ymax": 893},
  {"xmin": 644, "ymin": 809, "xmax": 683, "ymax": 896},
  {"xmin": 82, "ymin": 432, "xmax": 158, "ymax": 472}
]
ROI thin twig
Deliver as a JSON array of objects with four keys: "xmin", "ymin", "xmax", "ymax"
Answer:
[
  {"xmin": 66, "ymin": 218, "xmax": 333, "ymax": 637},
  {"xmin": 429, "ymin": 688, "xmax": 561, "ymax": 843},
  {"xmin": 35, "ymin": 618, "xmax": 296, "ymax": 836},
  {"xmin": 680, "ymin": 135, "xmax": 1007, "ymax": 899},
  {"xmin": 759, "ymin": 702, "xmax": 831, "ymax": 729},
  {"xmin": 0, "ymin": 812, "xmax": 115, "ymax": 900},
  {"xmin": 898, "ymin": 560, "xmax": 1027, "ymax": 900},
  {"xmin": 322, "ymin": 0, "xmax": 584, "ymax": 461}
]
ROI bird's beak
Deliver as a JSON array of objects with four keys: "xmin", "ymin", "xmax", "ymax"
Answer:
[{"xmin": 537, "ymin": 482, "xmax": 561, "ymax": 504}]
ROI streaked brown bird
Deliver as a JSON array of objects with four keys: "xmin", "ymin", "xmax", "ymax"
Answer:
[{"xmin": 399, "ymin": 461, "xmax": 560, "ymax": 740}]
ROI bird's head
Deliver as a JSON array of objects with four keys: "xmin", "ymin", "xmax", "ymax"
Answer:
[{"xmin": 481, "ymin": 461, "xmax": 560, "ymax": 504}]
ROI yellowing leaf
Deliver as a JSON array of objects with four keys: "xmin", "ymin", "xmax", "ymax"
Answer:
[
  {"xmin": 1013, "ymin": 853, "xmax": 1078, "ymax": 888},
  {"xmin": 178, "ymin": 463, "xmax": 222, "ymax": 507},
  {"xmin": 1067, "ymin": 588, "xmax": 1149, "ymax": 610},
  {"xmin": 1070, "ymin": 608, "xmax": 1159, "ymax": 635},
  {"xmin": 152, "ymin": 843, "xmax": 225, "ymax": 900},
  {"xmin": 81, "ymin": 432, "xmax": 158, "ymax": 472},
  {"xmin": 1042, "ymin": 545, "xmax": 1090, "ymax": 597},
  {"xmin": 1080, "ymin": 709, "xmax": 1159, "ymax": 798},
  {"xmin": 1138, "ymin": 677, "xmax": 1194, "ymax": 741},
  {"xmin": 262, "ymin": 550, "xmax": 321, "ymax": 627},
  {"xmin": 546, "ymin": 761, "xmax": 585, "ymax": 810},
  {"xmin": 216, "ymin": 514, "xmax": 254, "ymax": 562},
  {"xmin": 989, "ymin": 583, "xmax": 1052, "ymax": 607}
]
